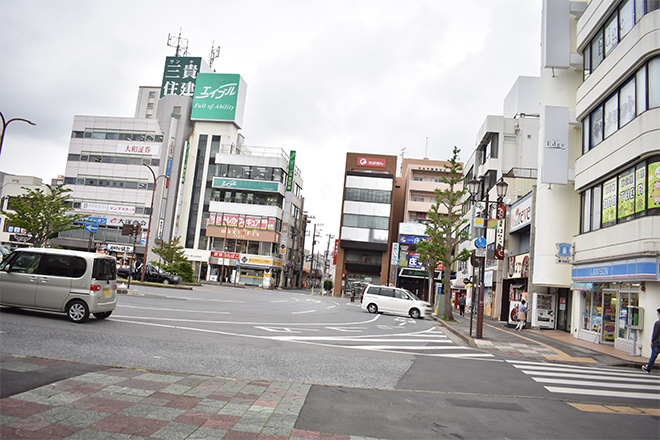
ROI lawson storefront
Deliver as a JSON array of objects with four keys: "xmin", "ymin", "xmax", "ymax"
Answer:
[{"xmin": 572, "ymin": 257, "xmax": 660, "ymax": 355}]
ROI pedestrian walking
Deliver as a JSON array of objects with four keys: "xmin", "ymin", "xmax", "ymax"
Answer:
[
  {"xmin": 516, "ymin": 300, "xmax": 528, "ymax": 331},
  {"xmin": 642, "ymin": 308, "xmax": 660, "ymax": 373},
  {"xmin": 458, "ymin": 295, "xmax": 466, "ymax": 316}
]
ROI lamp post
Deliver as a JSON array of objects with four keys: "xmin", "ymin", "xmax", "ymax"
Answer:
[
  {"xmin": 141, "ymin": 163, "xmax": 168, "ymax": 282},
  {"xmin": 467, "ymin": 177, "xmax": 508, "ymax": 339},
  {"xmin": 0, "ymin": 112, "xmax": 36, "ymax": 159}
]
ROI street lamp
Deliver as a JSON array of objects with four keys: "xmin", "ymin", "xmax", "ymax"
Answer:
[
  {"xmin": 0, "ymin": 112, "xmax": 36, "ymax": 159},
  {"xmin": 141, "ymin": 163, "xmax": 168, "ymax": 282},
  {"xmin": 467, "ymin": 176, "xmax": 508, "ymax": 339}
]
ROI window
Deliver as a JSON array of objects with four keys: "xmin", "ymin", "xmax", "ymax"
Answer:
[
  {"xmin": 604, "ymin": 13, "xmax": 619, "ymax": 56},
  {"xmin": 591, "ymin": 105, "xmax": 604, "ymax": 148},
  {"xmin": 105, "ymin": 133, "xmax": 119, "ymax": 140},
  {"xmin": 92, "ymin": 132, "xmax": 105, "ymax": 140},
  {"xmin": 411, "ymin": 197, "xmax": 424, "ymax": 202},
  {"xmin": 71, "ymin": 131, "xmax": 84, "ymax": 138},
  {"xmin": 345, "ymin": 188, "xmax": 392, "ymax": 204},
  {"xmin": 635, "ymin": 162, "xmax": 646, "ymax": 214},
  {"xmin": 68, "ymin": 154, "xmax": 80, "ymax": 162},
  {"xmin": 618, "ymin": 167, "xmax": 636, "ymax": 222},
  {"xmin": 604, "ymin": 93, "xmax": 619, "ymax": 138},
  {"xmin": 620, "ymin": 0, "xmax": 635, "ymax": 38},
  {"xmin": 602, "ymin": 177, "xmax": 618, "ymax": 228},
  {"xmin": 582, "ymin": 114, "xmax": 590, "ymax": 154},
  {"xmin": 583, "ymin": 44, "xmax": 591, "ymax": 80},
  {"xmin": 42, "ymin": 255, "xmax": 73, "ymax": 277},
  {"xmin": 149, "ymin": 91, "xmax": 156, "ymax": 98},
  {"xmin": 591, "ymin": 31, "xmax": 604, "ymax": 71},
  {"xmin": 619, "ymin": 78, "xmax": 636, "ymax": 127},
  {"xmin": 9, "ymin": 252, "xmax": 42, "ymax": 274},
  {"xmin": 649, "ymin": 57, "xmax": 660, "ymax": 108},
  {"xmin": 147, "ymin": 103, "xmax": 154, "ymax": 108},
  {"xmin": 637, "ymin": 67, "xmax": 647, "ymax": 115}
]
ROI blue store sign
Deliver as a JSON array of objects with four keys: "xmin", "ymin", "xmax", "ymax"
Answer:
[{"xmin": 572, "ymin": 257, "xmax": 659, "ymax": 282}]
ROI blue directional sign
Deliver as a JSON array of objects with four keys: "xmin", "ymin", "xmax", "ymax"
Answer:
[
  {"xmin": 84, "ymin": 224, "xmax": 98, "ymax": 232},
  {"xmin": 474, "ymin": 237, "xmax": 487, "ymax": 248}
]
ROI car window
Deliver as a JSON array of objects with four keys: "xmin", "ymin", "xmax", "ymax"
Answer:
[
  {"xmin": 93, "ymin": 258, "xmax": 116, "ymax": 280},
  {"xmin": 71, "ymin": 257, "xmax": 86, "ymax": 278},
  {"xmin": 394, "ymin": 290, "xmax": 409, "ymax": 299},
  {"xmin": 9, "ymin": 252, "xmax": 42, "ymax": 274},
  {"xmin": 42, "ymin": 254, "xmax": 73, "ymax": 277},
  {"xmin": 366, "ymin": 286, "xmax": 380, "ymax": 295},
  {"xmin": 380, "ymin": 288, "xmax": 395, "ymax": 297}
]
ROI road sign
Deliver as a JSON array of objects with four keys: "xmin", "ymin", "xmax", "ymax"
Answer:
[
  {"xmin": 84, "ymin": 224, "xmax": 98, "ymax": 232},
  {"xmin": 475, "ymin": 247, "xmax": 487, "ymax": 258},
  {"xmin": 474, "ymin": 237, "xmax": 487, "ymax": 248}
]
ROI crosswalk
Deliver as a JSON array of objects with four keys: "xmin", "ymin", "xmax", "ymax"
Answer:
[
  {"xmin": 272, "ymin": 327, "xmax": 495, "ymax": 359},
  {"xmin": 509, "ymin": 360, "xmax": 660, "ymax": 401}
]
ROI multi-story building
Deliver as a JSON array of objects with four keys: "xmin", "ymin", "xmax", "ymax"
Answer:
[
  {"xmin": 135, "ymin": 86, "xmax": 161, "ymax": 119},
  {"xmin": 0, "ymin": 173, "xmax": 47, "ymax": 248},
  {"xmin": 334, "ymin": 153, "xmax": 397, "ymax": 294},
  {"xmin": 572, "ymin": 0, "xmax": 660, "ymax": 356},
  {"xmin": 458, "ymin": 76, "xmax": 540, "ymax": 321}
]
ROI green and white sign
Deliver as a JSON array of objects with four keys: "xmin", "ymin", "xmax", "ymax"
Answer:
[
  {"xmin": 286, "ymin": 151, "xmax": 296, "ymax": 192},
  {"xmin": 649, "ymin": 159, "xmax": 660, "ymax": 209},
  {"xmin": 602, "ymin": 177, "xmax": 617, "ymax": 226},
  {"xmin": 212, "ymin": 177, "xmax": 278, "ymax": 192},
  {"xmin": 161, "ymin": 57, "xmax": 204, "ymax": 98},
  {"xmin": 191, "ymin": 73, "xmax": 247, "ymax": 127},
  {"xmin": 618, "ymin": 167, "xmax": 635, "ymax": 219},
  {"xmin": 636, "ymin": 163, "xmax": 646, "ymax": 213}
]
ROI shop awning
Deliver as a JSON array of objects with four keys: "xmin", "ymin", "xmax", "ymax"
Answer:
[{"xmin": 511, "ymin": 283, "xmax": 524, "ymax": 289}]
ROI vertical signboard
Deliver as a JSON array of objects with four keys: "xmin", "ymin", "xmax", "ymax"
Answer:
[
  {"xmin": 391, "ymin": 243, "xmax": 399, "ymax": 265},
  {"xmin": 618, "ymin": 167, "xmax": 635, "ymax": 219},
  {"xmin": 160, "ymin": 57, "xmax": 202, "ymax": 98},
  {"xmin": 495, "ymin": 202, "xmax": 506, "ymax": 260},
  {"xmin": 541, "ymin": 106, "xmax": 569, "ymax": 185},
  {"xmin": 635, "ymin": 162, "xmax": 646, "ymax": 213},
  {"xmin": 286, "ymin": 151, "xmax": 296, "ymax": 192}
]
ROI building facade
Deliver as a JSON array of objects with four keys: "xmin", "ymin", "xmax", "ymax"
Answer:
[
  {"xmin": 572, "ymin": 0, "xmax": 660, "ymax": 356},
  {"xmin": 334, "ymin": 153, "xmax": 397, "ymax": 294}
]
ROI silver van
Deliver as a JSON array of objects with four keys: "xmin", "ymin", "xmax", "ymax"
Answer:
[{"xmin": 0, "ymin": 248, "xmax": 117, "ymax": 323}]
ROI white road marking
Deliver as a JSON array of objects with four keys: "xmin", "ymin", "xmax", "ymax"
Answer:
[
  {"xmin": 118, "ymin": 305, "xmax": 230, "ymax": 314},
  {"xmin": 532, "ymin": 377, "xmax": 660, "ymax": 391},
  {"xmin": 544, "ymin": 387, "xmax": 659, "ymax": 400},
  {"xmin": 111, "ymin": 314, "xmax": 381, "ymax": 326},
  {"xmin": 291, "ymin": 310, "xmax": 316, "ymax": 314}
]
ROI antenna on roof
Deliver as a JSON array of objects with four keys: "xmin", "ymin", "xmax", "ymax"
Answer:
[
  {"xmin": 167, "ymin": 28, "xmax": 189, "ymax": 57},
  {"xmin": 209, "ymin": 42, "xmax": 220, "ymax": 71}
]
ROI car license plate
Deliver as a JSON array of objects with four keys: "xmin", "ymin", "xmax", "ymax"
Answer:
[{"xmin": 103, "ymin": 289, "xmax": 110, "ymax": 296}]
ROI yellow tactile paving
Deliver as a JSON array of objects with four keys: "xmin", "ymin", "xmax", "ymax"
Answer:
[{"xmin": 568, "ymin": 402, "xmax": 660, "ymax": 416}]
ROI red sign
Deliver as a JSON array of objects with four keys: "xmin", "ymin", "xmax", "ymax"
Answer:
[
  {"xmin": 357, "ymin": 157, "xmax": 386, "ymax": 168},
  {"xmin": 210, "ymin": 251, "xmax": 239, "ymax": 259},
  {"xmin": 333, "ymin": 239, "xmax": 339, "ymax": 265}
]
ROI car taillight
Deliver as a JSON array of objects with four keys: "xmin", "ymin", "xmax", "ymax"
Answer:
[
  {"xmin": 113, "ymin": 284, "xmax": 117, "ymax": 290},
  {"xmin": 90, "ymin": 285, "xmax": 101, "ymax": 292}
]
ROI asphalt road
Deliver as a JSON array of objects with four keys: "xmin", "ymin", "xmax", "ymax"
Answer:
[{"xmin": 1, "ymin": 284, "xmax": 658, "ymax": 439}]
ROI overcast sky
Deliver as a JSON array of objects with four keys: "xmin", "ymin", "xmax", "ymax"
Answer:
[{"xmin": 0, "ymin": 0, "xmax": 542, "ymax": 247}]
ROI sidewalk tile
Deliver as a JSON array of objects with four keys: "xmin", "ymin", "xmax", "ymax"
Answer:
[
  {"xmin": 188, "ymin": 426, "xmax": 229, "ymax": 439},
  {"xmin": 89, "ymin": 413, "xmax": 167, "ymax": 437},
  {"xmin": 173, "ymin": 409, "xmax": 213, "ymax": 425},
  {"xmin": 223, "ymin": 430, "xmax": 260, "ymax": 439},
  {"xmin": 0, "ymin": 399, "xmax": 52, "ymax": 418},
  {"xmin": 151, "ymin": 421, "xmax": 199, "ymax": 440},
  {"xmin": 165, "ymin": 396, "xmax": 203, "ymax": 410}
]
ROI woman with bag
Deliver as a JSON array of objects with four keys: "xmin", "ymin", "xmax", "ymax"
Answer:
[{"xmin": 516, "ymin": 300, "xmax": 528, "ymax": 332}]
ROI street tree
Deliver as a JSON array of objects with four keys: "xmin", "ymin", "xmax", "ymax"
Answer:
[
  {"xmin": 416, "ymin": 146, "xmax": 472, "ymax": 321},
  {"xmin": 151, "ymin": 236, "xmax": 186, "ymax": 265},
  {"xmin": 0, "ymin": 183, "xmax": 86, "ymax": 247}
]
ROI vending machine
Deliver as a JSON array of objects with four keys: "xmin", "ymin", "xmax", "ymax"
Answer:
[{"xmin": 532, "ymin": 292, "xmax": 556, "ymax": 329}]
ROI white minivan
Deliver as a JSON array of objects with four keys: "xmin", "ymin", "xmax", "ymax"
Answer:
[
  {"xmin": 0, "ymin": 248, "xmax": 117, "ymax": 323},
  {"xmin": 360, "ymin": 284, "xmax": 430, "ymax": 319}
]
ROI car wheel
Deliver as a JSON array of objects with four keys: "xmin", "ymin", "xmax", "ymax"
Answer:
[
  {"xmin": 93, "ymin": 311, "xmax": 112, "ymax": 320},
  {"xmin": 409, "ymin": 308, "xmax": 421, "ymax": 319},
  {"xmin": 367, "ymin": 303, "xmax": 378, "ymax": 314},
  {"xmin": 162, "ymin": 279, "xmax": 170, "ymax": 284},
  {"xmin": 67, "ymin": 300, "xmax": 89, "ymax": 323}
]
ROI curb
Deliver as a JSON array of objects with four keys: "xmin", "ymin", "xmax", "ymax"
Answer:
[{"xmin": 432, "ymin": 315, "xmax": 477, "ymax": 348}]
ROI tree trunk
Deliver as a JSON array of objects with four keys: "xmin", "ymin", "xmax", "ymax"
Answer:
[{"xmin": 443, "ymin": 266, "xmax": 454, "ymax": 321}]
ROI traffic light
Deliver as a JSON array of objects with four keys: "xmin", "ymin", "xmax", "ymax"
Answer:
[{"xmin": 121, "ymin": 224, "xmax": 142, "ymax": 236}]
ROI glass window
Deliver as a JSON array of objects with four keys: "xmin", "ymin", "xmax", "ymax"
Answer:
[
  {"xmin": 228, "ymin": 164, "xmax": 243, "ymax": 178},
  {"xmin": 118, "ymin": 133, "xmax": 132, "ymax": 141},
  {"xmin": 128, "ymin": 157, "xmax": 142, "ymax": 166},
  {"xmin": 79, "ymin": 154, "xmax": 88, "ymax": 162},
  {"xmin": 583, "ymin": 44, "xmax": 591, "ymax": 80},
  {"xmin": 71, "ymin": 131, "xmax": 84, "ymax": 138},
  {"xmin": 602, "ymin": 177, "xmax": 617, "ymax": 227},
  {"xmin": 134, "ymin": 134, "xmax": 146, "ymax": 142},
  {"xmin": 591, "ymin": 105, "xmax": 604, "ymax": 147},
  {"xmin": 591, "ymin": 31, "xmax": 604, "ymax": 70},
  {"xmin": 105, "ymin": 133, "xmax": 119, "ymax": 140},
  {"xmin": 92, "ymin": 132, "xmax": 105, "ymax": 140},
  {"xmin": 90, "ymin": 155, "xmax": 102, "ymax": 163},
  {"xmin": 637, "ymin": 66, "xmax": 647, "ymax": 114},
  {"xmin": 102, "ymin": 155, "xmax": 115, "ymax": 163},
  {"xmin": 84, "ymin": 178, "xmax": 97, "ymax": 186},
  {"xmin": 235, "ymin": 240, "xmax": 247, "ymax": 253},
  {"xmin": 84, "ymin": 131, "xmax": 92, "ymax": 138},
  {"xmin": 64, "ymin": 177, "xmax": 76, "ymax": 185},
  {"xmin": 151, "ymin": 159, "xmax": 160, "ymax": 167},
  {"xmin": 617, "ymin": 167, "xmax": 635, "ymax": 221},
  {"xmin": 273, "ymin": 168, "xmax": 283, "ymax": 183},
  {"xmin": 592, "ymin": 185, "xmax": 602, "ymax": 231},
  {"xmin": 42, "ymin": 254, "xmax": 73, "ymax": 277},
  {"xmin": 8, "ymin": 252, "xmax": 42, "ymax": 274},
  {"xmin": 604, "ymin": 13, "xmax": 619, "ymax": 56},
  {"xmin": 68, "ymin": 153, "xmax": 80, "ymax": 162},
  {"xmin": 115, "ymin": 156, "xmax": 128, "ymax": 164},
  {"xmin": 582, "ymin": 115, "xmax": 590, "ymax": 154},
  {"xmin": 619, "ymin": 78, "xmax": 636, "ymax": 127},
  {"xmin": 635, "ymin": 162, "xmax": 646, "ymax": 214},
  {"xmin": 248, "ymin": 242, "xmax": 259, "ymax": 255},
  {"xmin": 650, "ymin": 0, "xmax": 660, "ymax": 12},
  {"xmin": 155, "ymin": 135, "xmax": 163, "ymax": 142},
  {"xmin": 636, "ymin": 0, "xmax": 645, "ymax": 22},
  {"xmin": 620, "ymin": 0, "xmax": 635, "ymax": 38},
  {"xmin": 582, "ymin": 190, "xmax": 591, "ymax": 233},
  {"xmin": 125, "ymin": 181, "xmax": 138, "ymax": 189},
  {"xmin": 649, "ymin": 57, "xmax": 660, "ymax": 109},
  {"xmin": 604, "ymin": 93, "xmax": 619, "ymax": 138}
]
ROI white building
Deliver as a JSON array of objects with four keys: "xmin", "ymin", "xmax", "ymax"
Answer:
[
  {"xmin": 570, "ymin": 0, "xmax": 660, "ymax": 356},
  {"xmin": 0, "ymin": 173, "xmax": 47, "ymax": 247}
]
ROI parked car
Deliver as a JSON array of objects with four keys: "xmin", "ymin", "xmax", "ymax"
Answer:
[
  {"xmin": 0, "ymin": 248, "xmax": 117, "ymax": 323},
  {"xmin": 0, "ymin": 245, "xmax": 10, "ymax": 262},
  {"xmin": 117, "ymin": 263, "xmax": 182, "ymax": 285},
  {"xmin": 360, "ymin": 284, "xmax": 430, "ymax": 319}
]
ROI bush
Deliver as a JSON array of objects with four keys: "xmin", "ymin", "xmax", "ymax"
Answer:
[
  {"xmin": 323, "ymin": 279, "xmax": 333, "ymax": 291},
  {"xmin": 163, "ymin": 261, "xmax": 194, "ymax": 283}
]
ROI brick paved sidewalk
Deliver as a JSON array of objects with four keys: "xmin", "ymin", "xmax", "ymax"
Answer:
[{"xmin": 0, "ymin": 356, "xmax": 383, "ymax": 440}]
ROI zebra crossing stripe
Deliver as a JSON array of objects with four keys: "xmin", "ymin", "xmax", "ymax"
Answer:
[
  {"xmin": 544, "ymin": 386, "xmax": 660, "ymax": 400},
  {"xmin": 533, "ymin": 377, "xmax": 659, "ymax": 391}
]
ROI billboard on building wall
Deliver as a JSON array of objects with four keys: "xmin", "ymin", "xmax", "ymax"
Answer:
[
  {"xmin": 649, "ymin": 159, "xmax": 660, "ymax": 210},
  {"xmin": 160, "ymin": 57, "xmax": 204, "ymax": 98},
  {"xmin": 190, "ymin": 73, "xmax": 247, "ymax": 127},
  {"xmin": 541, "ymin": 106, "xmax": 569, "ymax": 185},
  {"xmin": 357, "ymin": 157, "xmax": 386, "ymax": 168}
]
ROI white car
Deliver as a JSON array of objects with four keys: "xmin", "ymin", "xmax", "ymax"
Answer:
[{"xmin": 360, "ymin": 284, "xmax": 430, "ymax": 319}]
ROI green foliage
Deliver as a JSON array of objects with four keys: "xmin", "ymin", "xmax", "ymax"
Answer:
[
  {"xmin": 163, "ymin": 261, "xmax": 194, "ymax": 283},
  {"xmin": 152, "ymin": 236, "xmax": 186, "ymax": 265},
  {"xmin": 324, "ymin": 279, "xmax": 333, "ymax": 291},
  {"xmin": 0, "ymin": 184, "xmax": 87, "ymax": 247},
  {"xmin": 416, "ymin": 146, "xmax": 472, "ymax": 320}
]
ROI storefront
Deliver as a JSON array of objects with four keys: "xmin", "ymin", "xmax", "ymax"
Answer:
[
  {"xmin": 572, "ymin": 257, "xmax": 659, "ymax": 354},
  {"xmin": 501, "ymin": 253, "xmax": 529, "ymax": 324},
  {"xmin": 235, "ymin": 255, "xmax": 283, "ymax": 288}
]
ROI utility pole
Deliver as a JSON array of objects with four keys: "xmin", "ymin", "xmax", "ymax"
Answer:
[{"xmin": 310, "ymin": 222, "xmax": 322, "ymax": 287}]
